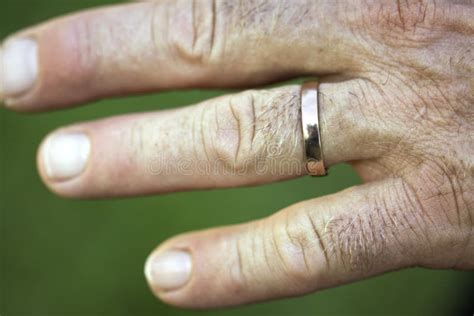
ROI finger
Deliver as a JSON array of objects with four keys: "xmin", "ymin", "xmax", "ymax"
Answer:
[
  {"xmin": 1, "ymin": 0, "xmax": 357, "ymax": 111},
  {"xmin": 144, "ymin": 178, "xmax": 441, "ymax": 309},
  {"xmin": 36, "ymin": 80, "xmax": 390, "ymax": 198}
]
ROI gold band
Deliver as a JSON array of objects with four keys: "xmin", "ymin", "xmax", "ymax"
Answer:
[{"xmin": 301, "ymin": 82, "xmax": 327, "ymax": 176}]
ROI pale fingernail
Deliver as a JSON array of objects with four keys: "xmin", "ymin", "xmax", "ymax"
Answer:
[
  {"xmin": 0, "ymin": 47, "xmax": 4, "ymax": 100},
  {"xmin": 145, "ymin": 250, "xmax": 192, "ymax": 291},
  {"xmin": 1, "ymin": 38, "xmax": 38, "ymax": 99},
  {"xmin": 42, "ymin": 133, "xmax": 91, "ymax": 180}
]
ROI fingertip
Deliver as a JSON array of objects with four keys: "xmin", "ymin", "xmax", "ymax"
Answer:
[
  {"xmin": 0, "ymin": 45, "xmax": 4, "ymax": 103},
  {"xmin": 0, "ymin": 37, "xmax": 39, "ymax": 107},
  {"xmin": 36, "ymin": 129, "xmax": 92, "ymax": 198},
  {"xmin": 144, "ymin": 242, "xmax": 203, "ymax": 309},
  {"xmin": 142, "ymin": 228, "xmax": 253, "ymax": 310},
  {"xmin": 145, "ymin": 249, "xmax": 193, "ymax": 292},
  {"xmin": 38, "ymin": 131, "xmax": 91, "ymax": 180}
]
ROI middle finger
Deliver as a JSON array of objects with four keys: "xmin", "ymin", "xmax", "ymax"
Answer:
[{"xmin": 2, "ymin": 0, "xmax": 357, "ymax": 110}]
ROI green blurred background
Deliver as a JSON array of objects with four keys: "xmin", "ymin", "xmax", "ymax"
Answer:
[{"xmin": 0, "ymin": 1, "xmax": 471, "ymax": 315}]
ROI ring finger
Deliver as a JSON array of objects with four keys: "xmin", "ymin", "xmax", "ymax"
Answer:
[{"xmin": 37, "ymin": 79, "xmax": 389, "ymax": 198}]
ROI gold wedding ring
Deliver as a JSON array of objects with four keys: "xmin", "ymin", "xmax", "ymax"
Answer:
[{"xmin": 301, "ymin": 82, "xmax": 327, "ymax": 176}]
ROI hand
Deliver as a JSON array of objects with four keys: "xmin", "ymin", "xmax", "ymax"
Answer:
[{"xmin": 1, "ymin": 0, "xmax": 472, "ymax": 309}]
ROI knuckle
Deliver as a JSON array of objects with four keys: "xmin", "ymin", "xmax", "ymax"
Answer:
[
  {"xmin": 349, "ymin": 0, "xmax": 452, "ymax": 47},
  {"xmin": 225, "ymin": 218, "xmax": 318, "ymax": 295},
  {"xmin": 268, "ymin": 214, "xmax": 318, "ymax": 285},
  {"xmin": 406, "ymin": 159, "xmax": 474, "ymax": 266},
  {"xmin": 323, "ymin": 199, "xmax": 389, "ymax": 274},
  {"xmin": 225, "ymin": 220, "xmax": 312, "ymax": 294},
  {"xmin": 271, "ymin": 197, "xmax": 399, "ymax": 283},
  {"xmin": 206, "ymin": 90, "xmax": 259, "ymax": 172},
  {"xmin": 232, "ymin": 238, "xmax": 248, "ymax": 294},
  {"xmin": 204, "ymin": 87, "xmax": 302, "ymax": 176},
  {"xmin": 165, "ymin": 0, "xmax": 220, "ymax": 64},
  {"xmin": 265, "ymin": 208, "xmax": 340, "ymax": 287},
  {"xmin": 390, "ymin": 180, "xmax": 436, "ymax": 249},
  {"xmin": 413, "ymin": 157, "xmax": 472, "ymax": 224},
  {"xmin": 224, "ymin": 235, "xmax": 249, "ymax": 296},
  {"xmin": 322, "ymin": 182, "xmax": 434, "ymax": 273}
]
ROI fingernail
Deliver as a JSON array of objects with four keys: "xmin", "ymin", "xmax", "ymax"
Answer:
[
  {"xmin": 0, "ymin": 47, "xmax": 4, "ymax": 100},
  {"xmin": 1, "ymin": 38, "xmax": 38, "ymax": 98},
  {"xmin": 42, "ymin": 133, "xmax": 91, "ymax": 180},
  {"xmin": 145, "ymin": 250, "xmax": 192, "ymax": 291}
]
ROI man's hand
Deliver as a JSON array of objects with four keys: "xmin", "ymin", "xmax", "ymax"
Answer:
[{"xmin": 1, "ymin": 0, "xmax": 472, "ymax": 309}]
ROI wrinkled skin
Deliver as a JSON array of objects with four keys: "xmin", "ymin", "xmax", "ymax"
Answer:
[{"xmin": 1, "ymin": 0, "xmax": 473, "ymax": 309}]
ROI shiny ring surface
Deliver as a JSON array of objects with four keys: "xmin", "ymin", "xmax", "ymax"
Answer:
[{"xmin": 301, "ymin": 82, "xmax": 327, "ymax": 176}]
